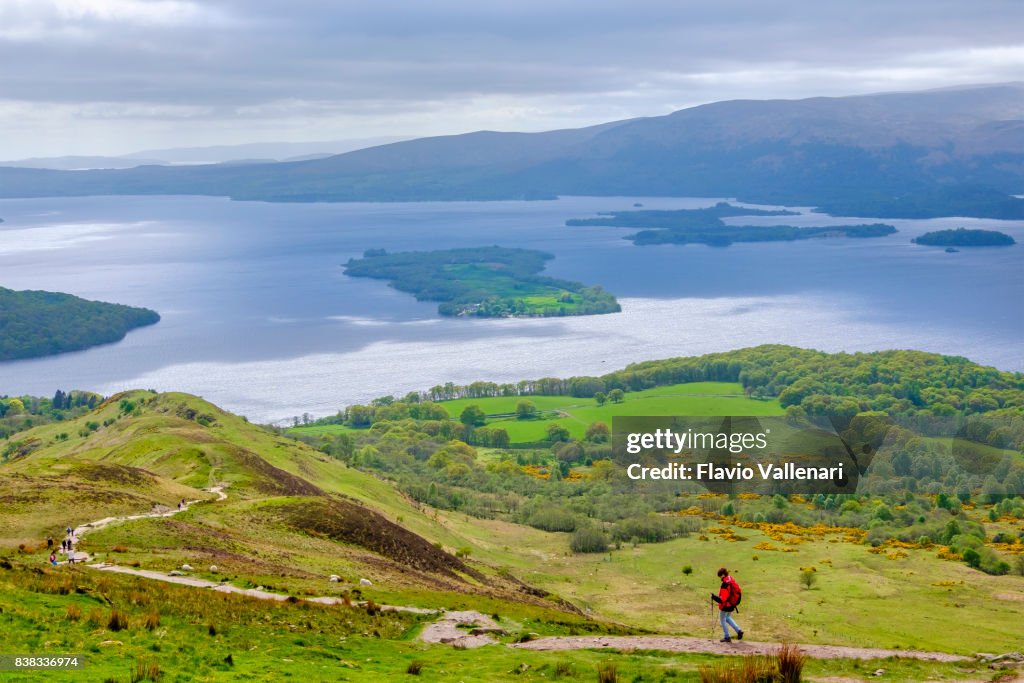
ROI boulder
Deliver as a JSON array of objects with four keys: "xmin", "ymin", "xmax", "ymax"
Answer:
[
  {"xmin": 359, "ymin": 578, "xmax": 372, "ymax": 587},
  {"xmin": 329, "ymin": 575, "xmax": 340, "ymax": 582},
  {"xmin": 168, "ymin": 570, "xmax": 184, "ymax": 576},
  {"xmin": 181, "ymin": 564, "xmax": 193, "ymax": 571},
  {"xmin": 209, "ymin": 565, "xmax": 218, "ymax": 573}
]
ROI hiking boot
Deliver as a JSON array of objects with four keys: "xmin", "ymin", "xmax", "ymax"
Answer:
[
  {"xmin": 719, "ymin": 637, "xmax": 731, "ymax": 643},
  {"xmin": 736, "ymin": 630, "xmax": 744, "ymax": 640}
]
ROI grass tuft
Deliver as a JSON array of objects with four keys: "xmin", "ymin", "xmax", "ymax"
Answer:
[
  {"xmin": 597, "ymin": 661, "xmax": 618, "ymax": 683},
  {"xmin": 108, "ymin": 608, "xmax": 130, "ymax": 631}
]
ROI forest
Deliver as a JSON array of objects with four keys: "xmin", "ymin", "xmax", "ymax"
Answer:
[
  {"xmin": 0, "ymin": 287, "xmax": 160, "ymax": 361},
  {"xmin": 343, "ymin": 246, "xmax": 620, "ymax": 317},
  {"xmin": 566, "ymin": 203, "xmax": 896, "ymax": 246},
  {"xmin": 912, "ymin": 227, "xmax": 1016, "ymax": 247}
]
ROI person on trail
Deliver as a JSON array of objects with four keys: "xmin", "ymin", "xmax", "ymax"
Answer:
[
  {"xmin": 49, "ymin": 552, "xmax": 57, "ymax": 567},
  {"xmin": 47, "ymin": 536, "xmax": 53, "ymax": 550},
  {"xmin": 711, "ymin": 567, "xmax": 744, "ymax": 643},
  {"xmin": 177, "ymin": 501, "xmax": 182, "ymax": 511}
]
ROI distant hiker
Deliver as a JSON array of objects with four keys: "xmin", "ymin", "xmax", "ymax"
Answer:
[
  {"xmin": 49, "ymin": 552, "xmax": 57, "ymax": 567},
  {"xmin": 711, "ymin": 567, "xmax": 743, "ymax": 643},
  {"xmin": 46, "ymin": 536, "xmax": 53, "ymax": 550},
  {"xmin": 177, "ymin": 502, "xmax": 182, "ymax": 511},
  {"xmin": 66, "ymin": 526, "xmax": 72, "ymax": 536},
  {"xmin": 60, "ymin": 539, "xmax": 67, "ymax": 553},
  {"xmin": 68, "ymin": 550, "xmax": 76, "ymax": 565}
]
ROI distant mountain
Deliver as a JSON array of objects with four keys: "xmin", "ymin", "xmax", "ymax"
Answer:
[
  {"xmin": 0, "ymin": 155, "xmax": 165, "ymax": 170},
  {"xmin": 0, "ymin": 137, "xmax": 409, "ymax": 171},
  {"xmin": 123, "ymin": 137, "xmax": 411, "ymax": 165},
  {"xmin": 3, "ymin": 84, "xmax": 1024, "ymax": 217}
]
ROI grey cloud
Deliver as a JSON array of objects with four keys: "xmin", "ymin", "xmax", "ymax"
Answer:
[{"xmin": 1, "ymin": 0, "xmax": 1023, "ymax": 156}]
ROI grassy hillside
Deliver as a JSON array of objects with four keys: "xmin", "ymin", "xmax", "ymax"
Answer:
[
  {"xmin": 0, "ymin": 392, "xmax": 566, "ymax": 608},
  {"xmin": 2, "ymin": 387, "xmax": 1023, "ymax": 680}
]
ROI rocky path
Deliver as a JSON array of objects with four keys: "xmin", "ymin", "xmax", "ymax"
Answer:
[{"xmin": 511, "ymin": 634, "xmax": 972, "ymax": 662}]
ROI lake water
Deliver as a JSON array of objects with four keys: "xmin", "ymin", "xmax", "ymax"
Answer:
[{"xmin": 1, "ymin": 195, "xmax": 1021, "ymax": 423}]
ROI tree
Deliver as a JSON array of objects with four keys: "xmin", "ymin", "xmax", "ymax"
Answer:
[
  {"xmin": 608, "ymin": 389, "xmax": 625, "ymax": 404},
  {"xmin": 594, "ymin": 392, "xmax": 607, "ymax": 406},
  {"xmin": 585, "ymin": 421, "xmax": 610, "ymax": 443},
  {"xmin": 345, "ymin": 404, "xmax": 374, "ymax": 427},
  {"xmin": 459, "ymin": 405, "xmax": 486, "ymax": 428},
  {"xmin": 800, "ymin": 568, "xmax": 817, "ymax": 590},
  {"xmin": 546, "ymin": 423, "xmax": 571, "ymax": 443},
  {"xmin": 516, "ymin": 400, "xmax": 538, "ymax": 420}
]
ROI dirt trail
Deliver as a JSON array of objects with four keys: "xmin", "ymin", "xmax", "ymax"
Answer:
[
  {"xmin": 70, "ymin": 484, "xmax": 433, "ymax": 614},
  {"xmin": 64, "ymin": 485, "xmax": 226, "ymax": 564},
  {"xmin": 511, "ymin": 635, "xmax": 972, "ymax": 662}
]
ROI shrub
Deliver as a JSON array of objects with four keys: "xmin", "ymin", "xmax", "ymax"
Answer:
[
  {"xmin": 799, "ymin": 568, "xmax": 817, "ymax": 590},
  {"xmin": 66, "ymin": 604, "xmax": 82, "ymax": 621},
  {"xmin": 108, "ymin": 608, "xmax": 129, "ymax": 631},
  {"xmin": 682, "ymin": 565, "xmax": 693, "ymax": 576},
  {"xmin": 406, "ymin": 660, "xmax": 424, "ymax": 675},
  {"xmin": 612, "ymin": 515, "xmax": 673, "ymax": 544},
  {"xmin": 527, "ymin": 508, "xmax": 577, "ymax": 532},
  {"xmin": 570, "ymin": 526, "xmax": 608, "ymax": 554}
]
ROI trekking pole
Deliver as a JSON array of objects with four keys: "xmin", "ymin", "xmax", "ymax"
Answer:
[{"xmin": 710, "ymin": 596, "xmax": 715, "ymax": 635}]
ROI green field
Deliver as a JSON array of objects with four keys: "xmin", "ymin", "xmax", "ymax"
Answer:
[{"xmin": 288, "ymin": 382, "xmax": 783, "ymax": 443}]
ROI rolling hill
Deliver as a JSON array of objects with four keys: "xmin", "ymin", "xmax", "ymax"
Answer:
[
  {"xmin": 0, "ymin": 391, "xmax": 560, "ymax": 605},
  {"xmin": 2, "ymin": 84, "xmax": 1024, "ymax": 216}
]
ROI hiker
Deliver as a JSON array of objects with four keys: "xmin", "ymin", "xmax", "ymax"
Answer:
[
  {"xmin": 49, "ymin": 552, "xmax": 57, "ymax": 567},
  {"xmin": 177, "ymin": 501, "xmax": 182, "ymax": 511},
  {"xmin": 46, "ymin": 536, "xmax": 53, "ymax": 550},
  {"xmin": 711, "ymin": 567, "xmax": 744, "ymax": 643},
  {"xmin": 60, "ymin": 539, "xmax": 67, "ymax": 553}
]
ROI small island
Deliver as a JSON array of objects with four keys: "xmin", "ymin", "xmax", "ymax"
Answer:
[
  {"xmin": 567, "ymin": 202, "xmax": 895, "ymax": 246},
  {"xmin": 0, "ymin": 287, "xmax": 160, "ymax": 361},
  {"xmin": 344, "ymin": 246, "xmax": 620, "ymax": 318},
  {"xmin": 912, "ymin": 227, "xmax": 1016, "ymax": 247}
]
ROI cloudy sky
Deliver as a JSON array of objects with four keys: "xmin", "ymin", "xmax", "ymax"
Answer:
[{"xmin": 2, "ymin": 0, "xmax": 1023, "ymax": 158}]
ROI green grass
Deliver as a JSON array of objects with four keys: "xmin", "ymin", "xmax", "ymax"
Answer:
[
  {"xmin": 430, "ymin": 504, "xmax": 1024, "ymax": 655},
  {"xmin": 447, "ymin": 382, "xmax": 783, "ymax": 442},
  {"xmin": 0, "ymin": 562, "xmax": 990, "ymax": 682},
  {"xmin": 287, "ymin": 382, "xmax": 783, "ymax": 443}
]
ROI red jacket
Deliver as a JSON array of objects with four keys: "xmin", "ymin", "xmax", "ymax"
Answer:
[{"xmin": 717, "ymin": 576, "xmax": 739, "ymax": 612}]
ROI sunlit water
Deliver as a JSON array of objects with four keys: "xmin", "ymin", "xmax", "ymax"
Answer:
[{"xmin": 1, "ymin": 195, "xmax": 1021, "ymax": 423}]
